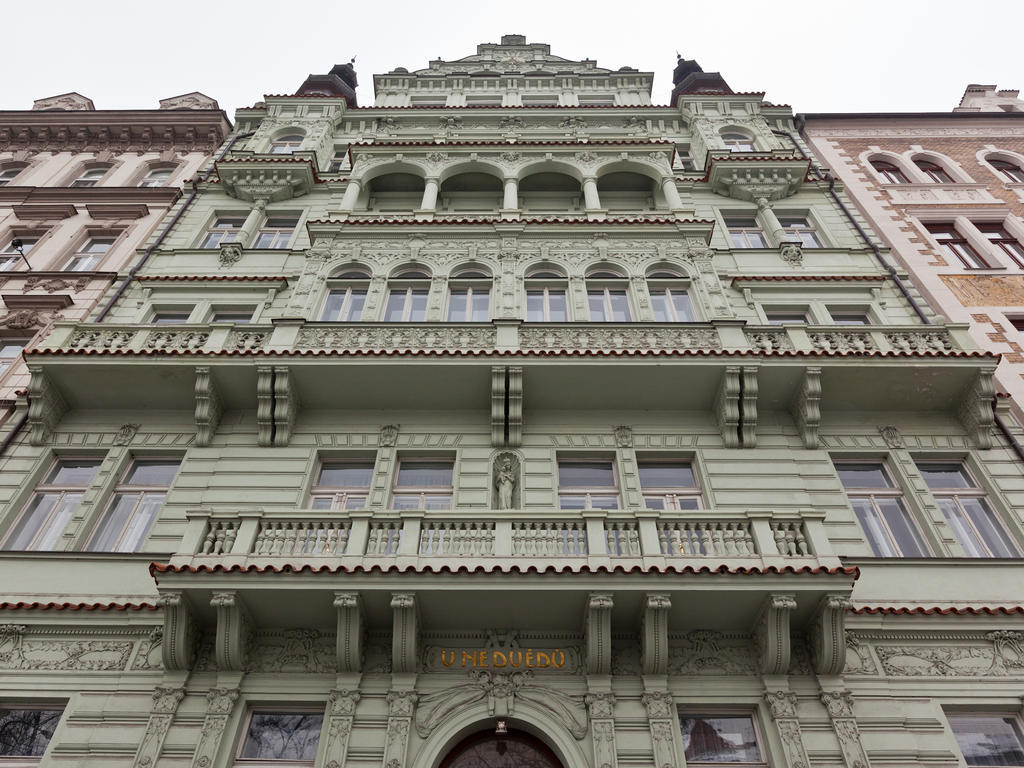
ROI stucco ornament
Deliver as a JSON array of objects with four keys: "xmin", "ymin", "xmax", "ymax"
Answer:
[
  {"xmin": 114, "ymin": 423, "xmax": 140, "ymax": 445},
  {"xmin": 380, "ymin": 424, "xmax": 400, "ymax": 447},
  {"xmin": 780, "ymin": 243, "xmax": 803, "ymax": 266},
  {"xmin": 878, "ymin": 425, "xmax": 904, "ymax": 448},
  {"xmin": 219, "ymin": 243, "xmax": 242, "ymax": 268},
  {"xmin": 493, "ymin": 452, "xmax": 519, "ymax": 510},
  {"xmin": 613, "ymin": 425, "xmax": 633, "ymax": 448}
]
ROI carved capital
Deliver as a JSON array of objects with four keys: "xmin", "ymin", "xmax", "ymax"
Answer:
[
  {"xmin": 820, "ymin": 690, "xmax": 855, "ymax": 719},
  {"xmin": 151, "ymin": 686, "xmax": 186, "ymax": 714},
  {"xmin": 641, "ymin": 691, "xmax": 674, "ymax": 719},
  {"xmin": 586, "ymin": 692, "xmax": 616, "ymax": 719},
  {"xmin": 380, "ymin": 424, "xmax": 400, "ymax": 447},
  {"xmin": 763, "ymin": 690, "xmax": 798, "ymax": 720},
  {"xmin": 329, "ymin": 689, "xmax": 361, "ymax": 716},
  {"xmin": 206, "ymin": 687, "xmax": 240, "ymax": 715}
]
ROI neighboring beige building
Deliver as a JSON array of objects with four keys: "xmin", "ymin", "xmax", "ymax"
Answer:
[{"xmin": 0, "ymin": 91, "xmax": 231, "ymax": 421}]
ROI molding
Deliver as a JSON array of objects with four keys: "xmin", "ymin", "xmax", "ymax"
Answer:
[
  {"xmin": 755, "ymin": 593, "xmax": 796, "ymax": 675},
  {"xmin": 158, "ymin": 590, "xmax": 196, "ymax": 671},
  {"xmin": 10, "ymin": 203, "xmax": 77, "ymax": 220},
  {"xmin": 84, "ymin": 203, "xmax": 150, "ymax": 219},
  {"xmin": 131, "ymin": 686, "xmax": 185, "ymax": 768},
  {"xmin": 193, "ymin": 366, "xmax": 222, "ymax": 448},
  {"xmin": 585, "ymin": 592, "xmax": 613, "ymax": 676},
  {"xmin": 641, "ymin": 593, "xmax": 670, "ymax": 675},
  {"xmin": 792, "ymin": 366, "xmax": 822, "ymax": 449},
  {"xmin": 811, "ymin": 594, "xmax": 850, "ymax": 676},
  {"xmin": 334, "ymin": 591, "xmax": 364, "ymax": 673},
  {"xmin": 27, "ymin": 365, "xmax": 67, "ymax": 446},
  {"xmin": 391, "ymin": 592, "xmax": 419, "ymax": 675},
  {"xmin": 211, "ymin": 590, "xmax": 252, "ymax": 671}
]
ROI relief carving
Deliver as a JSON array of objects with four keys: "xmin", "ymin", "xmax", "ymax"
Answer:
[
  {"xmin": 940, "ymin": 275, "xmax": 1024, "ymax": 306},
  {"xmin": 493, "ymin": 452, "xmax": 520, "ymax": 510}
]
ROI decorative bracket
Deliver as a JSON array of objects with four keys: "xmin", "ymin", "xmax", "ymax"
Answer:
[
  {"xmin": 585, "ymin": 592, "xmax": 613, "ymax": 675},
  {"xmin": 273, "ymin": 365, "xmax": 298, "ymax": 447},
  {"xmin": 391, "ymin": 592, "xmax": 419, "ymax": 675},
  {"xmin": 335, "ymin": 591, "xmax": 364, "ymax": 673},
  {"xmin": 211, "ymin": 590, "xmax": 252, "ymax": 671},
  {"xmin": 792, "ymin": 367, "xmax": 822, "ymax": 449},
  {"xmin": 958, "ymin": 367, "xmax": 996, "ymax": 449},
  {"xmin": 716, "ymin": 366, "xmax": 741, "ymax": 448},
  {"xmin": 811, "ymin": 594, "xmax": 850, "ymax": 676},
  {"xmin": 491, "ymin": 366, "xmax": 524, "ymax": 448},
  {"xmin": 256, "ymin": 366, "xmax": 274, "ymax": 447},
  {"xmin": 27, "ymin": 365, "xmax": 67, "ymax": 445},
  {"xmin": 755, "ymin": 593, "xmax": 797, "ymax": 675},
  {"xmin": 507, "ymin": 366, "xmax": 523, "ymax": 447},
  {"xmin": 158, "ymin": 590, "xmax": 196, "ymax": 671},
  {"xmin": 491, "ymin": 366, "xmax": 505, "ymax": 447},
  {"xmin": 194, "ymin": 367, "xmax": 222, "ymax": 448},
  {"xmin": 641, "ymin": 593, "xmax": 671, "ymax": 675},
  {"xmin": 741, "ymin": 366, "xmax": 758, "ymax": 448}
]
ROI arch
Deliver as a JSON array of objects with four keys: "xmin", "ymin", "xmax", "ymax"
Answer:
[
  {"xmin": 981, "ymin": 150, "xmax": 1024, "ymax": 183},
  {"xmin": 438, "ymin": 159, "xmax": 506, "ymax": 184},
  {"xmin": 389, "ymin": 263, "xmax": 432, "ymax": 279},
  {"xmin": 268, "ymin": 130, "xmax": 306, "ymax": 154},
  {"xmin": 328, "ymin": 261, "xmax": 373, "ymax": 279},
  {"xmin": 594, "ymin": 160, "xmax": 665, "ymax": 184},
  {"xmin": 516, "ymin": 160, "xmax": 584, "ymax": 184},
  {"xmin": 440, "ymin": 730, "xmax": 563, "ymax": 768},
  {"xmin": 68, "ymin": 161, "xmax": 114, "ymax": 187},
  {"xmin": 864, "ymin": 151, "xmax": 913, "ymax": 184},
  {"xmin": 136, "ymin": 160, "xmax": 179, "ymax": 188},
  {"xmin": 910, "ymin": 151, "xmax": 970, "ymax": 183},
  {"xmin": 354, "ymin": 159, "xmax": 428, "ymax": 186},
  {"xmin": 585, "ymin": 264, "xmax": 627, "ymax": 279},
  {"xmin": 523, "ymin": 261, "xmax": 568, "ymax": 279},
  {"xmin": 719, "ymin": 127, "xmax": 756, "ymax": 152},
  {"xmin": 450, "ymin": 262, "xmax": 493, "ymax": 279}
]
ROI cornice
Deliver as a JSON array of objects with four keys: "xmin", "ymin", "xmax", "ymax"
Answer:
[
  {"xmin": 0, "ymin": 600, "xmax": 160, "ymax": 611},
  {"xmin": 351, "ymin": 138, "xmax": 674, "ymax": 149},
  {"xmin": 135, "ymin": 275, "xmax": 289, "ymax": 285},
  {"xmin": 730, "ymin": 275, "xmax": 888, "ymax": 284},
  {"xmin": 0, "ymin": 186, "xmax": 181, "ymax": 205}
]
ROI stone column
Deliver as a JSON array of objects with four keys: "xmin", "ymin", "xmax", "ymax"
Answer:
[
  {"xmin": 237, "ymin": 199, "xmax": 268, "ymax": 248},
  {"xmin": 756, "ymin": 197, "xmax": 788, "ymax": 245},
  {"xmin": 131, "ymin": 686, "xmax": 185, "ymax": 768},
  {"xmin": 502, "ymin": 177, "xmax": 519, "ymax": 210},
  {"xmin": 661, "ymin": 175, "xmax": 684, "ymax": 210},
  {"xmin": 420, "ymin": 177, "xmax": 439, "ymax": 211},
  {"xmin": 340, "ymin": 178, "xmax": 362, "ymax": 211},
  {"xmin": 582, "ymin": 176, "xmax": 602, "ymax": 210}
]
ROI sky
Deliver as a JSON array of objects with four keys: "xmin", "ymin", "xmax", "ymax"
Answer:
[{"xmin": 3, "ymin": 0, "xmax": 1023, "ymax": 119}]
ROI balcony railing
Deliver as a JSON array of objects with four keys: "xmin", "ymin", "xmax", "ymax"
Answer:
[{"xmin": 174, "ymin": 508, "xmax": 836, "ymax": 570}]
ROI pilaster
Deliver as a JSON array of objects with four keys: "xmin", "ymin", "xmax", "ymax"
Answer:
[
  {"xmin": 383, "ymin": 691, "xmax": 418, "ymax": 768},
  {"xmin": 820, "ymin": 690, "xmax": 873, "ymax": 768},
  {"xmin": 131, "ymin": 686, "xmax": 185, "ymax": 768},
  {"xmin": 642, "ymin": 691, "xmax": 680, "ymax": 768},
  {"xmin": 190, "ymin": 687, "xmax": 240, "ymax": 768},
  {"xmin": 323, "ymin": 690, "xmax": 361, "ymax": 768},
  {"xmin": 763, "ymin": 691, "xmax": 812, "ymax": 768},
  {"xmin": 586, "ymin": 693, "xmax": 618, "ymax": 768}
]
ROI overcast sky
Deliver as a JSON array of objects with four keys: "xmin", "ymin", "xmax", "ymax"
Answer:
[{"xmin": 4, "ymin": 0, "xmax": 1022, "ymax": 119}]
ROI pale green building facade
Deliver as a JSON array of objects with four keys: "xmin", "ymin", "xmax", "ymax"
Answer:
[{"xmin": 1, "ymin": 36, "xmax": 1023, "ymax": 768}]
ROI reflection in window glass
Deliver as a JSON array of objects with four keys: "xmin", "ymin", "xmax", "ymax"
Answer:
[
  {"xmin": 3, "ymin": 458, "xmax": 101, "ymax": 551},
  {"xmin": 835, "ymin": 461, "xmax": 929, "ymax": 557},
  {"xmin": 679, "ymin": 715, "xmax": 764, "ymax": 764},
  {"xmin": 239, "ymin": 712, "xmax": 323, "ymax": 760},
  {"xmin": 948, "ymin": 715, "xmax": 1024, "ymax": 767},
  {"xmin": 918, "ymin": 462, "xmax": 1017, "ymax": 558},
  {"xmin": 0, "ymin": 708, "xmax": 63, "ymax": 757},
  {"xmin": 88, "ymin": 459, "xmax": 180, "ymax": 553}
]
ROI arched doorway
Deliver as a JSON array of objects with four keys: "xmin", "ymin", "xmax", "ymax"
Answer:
[{"xmin": 440, "ymin": 729, "xmax": 564, "ymax": 768}]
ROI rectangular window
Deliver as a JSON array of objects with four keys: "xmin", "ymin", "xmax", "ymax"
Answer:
[
  {"xmin": 391, "ymin": 460, "xmax": 453, "ymax": 510},
  {"xmin": 675, "ymin": 147, "xmax": 696, "ymax": 171},
  {"xmin": 211, "ymin": 310, "xmax": 254, "ymax": 324},
  {"xmin": 558, "ymin": 460, "xmax": 619, "ymax": 510},
  {"xmin": 835, "ymin": 461, "xmax": 929, "ymax": 557},
  {"xmin": 918, "ymin": 462, "xmax": 1018, "ymax": 557},
  {"xmin": 64, "ymin": 236, "xmax": 114, "ymax": 271},
  {"xmin": 926, "ymin": 223, "xmax": 987, "ymax": 269},
  {"xmin": 639, "ymin": 461, "xmax": 700, "ymax": 510},
  {"xmin": 948, "ymin": 715, "xmax": 1024, "ymax": 767},
  {"xmin": 410, "ymin": 96, "xmax": 447, "ymax": 107},
  {"xmin": 764, "ymin": 311, "xmax": 808, "ymax": 325},
  {"xmin": 522, "ymin": 95, "xmax": 559, "ymax": 106},
  {"xmin": 978, "ymin": 223, "xmax": 1024, "ymax": 267},
  {"xmin": 447, "ymin": 288, "xmax": 490, "ymax": 321},
  {"xmin": 725, "ymin": 217, "xmax": 768, "ymax": 248},
  {"xmin": 87, "ymin": 459, "xmax": 180, "ymax": 552},
  {"xmin": 679, "ymin": 714, "xmax": 766, "ymax": 766},
  {"xmin": 310, "ymin": 460, "xmax": 374, "ymax": 510},
  {"xmin": 200, "ymin": 217, "xmax": 245, "ymax": 249},
  {"xmin": 237, "ymin": 710, "xmax": 324, "ymax": 762},
  {"xmin": 320, "ymin": 288, "xmax": 366, "ymax": 322},
  {"xmin": 587, "ymin": 289, "xmax": 631, "ymax": 322},
  {"xmin": 384, "ymin": 289, "xmax": 428, "ymax": 322},
  {"xmin": 650, "ymin": 287, "xmax": 695, "ymax": 322},
  {"xmin": 151, "ymin": 311, "xmax": 192, "ymax": 325},
  {"xmin": 327, "ymin": 150, "xmax": 348, "ymax": 174},
  {"xmin": 778, "ymin": 216, "xmax": 823, "ymax": 247},
  {"xmin": 3, "ymin": 458, "xmax": 102, "ymax": 551},
  {"xmin": 526, "ymin": 289, "xmax": 567, "ymax": 321},
  {"xmin": 0, "ymin": 339, "xmax": 27, "ymax": 375},
  {"xmin": 828, "ymin": 309, "xmax": 871, "ymax": 325},
  {"xmin": 1, "ymin": 235, "xmax": 40, "ymax": 271},
  {"xmin": 465, "ymin": 96, "xmax": 503, "ymax": 106},
  {"xmin": 0, "ymin": 707, "xmax": 63, "ymax": 758},
  {"xmin": 254, "ymin": 217, "xmax": 298, "ymax": 250},
  {"xmin": 578, "ymin": 95, "xmax": 615, "ymax": 106}
]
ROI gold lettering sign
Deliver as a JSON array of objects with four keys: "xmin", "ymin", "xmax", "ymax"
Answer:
[{"xmin": 440, "ymin": 648, "xmax": 567, "ymax": 669}]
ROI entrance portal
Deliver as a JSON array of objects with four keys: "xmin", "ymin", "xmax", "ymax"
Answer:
[{"xmin": 440, "ymin": 729, "xmax": 564, "ymax": 768}]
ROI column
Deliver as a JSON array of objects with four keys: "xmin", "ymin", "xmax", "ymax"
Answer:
[
  {"xmin": 502, "ymin": 177, "xmax": 519, "ymax": 210},
  {"xmin": 756, "ymin": 197, "xmax": 788, "ymax": 245},
  {"xmin": 582, "ymin": 176, "xmax": 601, "ymax": 210},
  {"xmin": 420, "ymin": 177, "xmax": 439, "ymax": 211},
  {"xmin": 340, "ymin": 178, "xmax": 362, "ymax": 211},
  {"xmin": 237, "ymin": 198, "xmax": 268, "ymax": 247},
  {"xmin": 661, "ymin": 175, "xmax": 684, "ymax": 210}
]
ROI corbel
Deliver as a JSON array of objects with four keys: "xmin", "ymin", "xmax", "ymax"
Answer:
[
  {"xmin": 792, "ymin": 367, "xmax": 822, "ymax": 449},
  {"xmin": 810, "ymin": 593, "xmax": 850, "ymax": 676},
  {"xmin": 391, "ymin": 592, "xmax": 419, "ymax": 674},
  {"xmin": 211, "ymin": 590, "xmax": 252, "ymax": 671},
  {"xmin": 715, "ymin": 366, "xmax": 741, "ymax": 448},
  {"xmin": 256, "ymin": 365, "xmax": 274, "ymax": 447},
  {"xmin": 335, "ymin": 591, "xmax": 364, "ymax": 674},
  {"xmin": 491, "ymin": 366, "xmax": 505, "ymax": 447},
  {"xmin": 958, "ymin": 367, "xmax": 996, "ymax": 449},
  {"xmin": 158, "ymin": 590, "xmax": 197, "ymax": 671},
  {"xmin": 741, "ymin": 366, "xmax": 758, "ymax": 448},
  {"xmin": 27, "ymin": 365, "xmax": 67, "ymax": 445},
  {"xmin": 507, "ymin": 366, "xmax": 523, "ymax": 447},
  {"xmin": 272, "ymin": 365, "xmax": 298, "ymax": 447},
  {"xmin": 585, "ymin": 592, "xmax": 613, "ymax": 676},
  {"xmin": 755, "ymin": 593, "xmax": 797, "ymax": 675},
  {"xmin": 641, "ymin": 593, "xmax": 671, "ymax": 675},
  {"xmin": 194, "ymin": 367, "xmax": 222, "ymax": 448}
]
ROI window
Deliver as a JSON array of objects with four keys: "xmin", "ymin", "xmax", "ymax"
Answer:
[
  {"xmin": 320, "ymin": 282, "xmax": 368, "ymax": 322},
  {"xmin": 138, "ymin": 167, "xmax": 173, "ymax": 187},
  {"xmin": 587, "ymin": 269, "xmax": 631, "ymax": 322},
  {"xmin": 725, "ymin": 217, "xmax": 769, "ymax": 248},
  {"xmin": 0, "ymin": 339, "xmax": 26, "ymax": 375},
  {"xmin": 447, "ymin": 286, "xmax": 490, "ymax": 321},
  {"xmin": 269, "ymin": 134, "xmax": 304, "ymax": 154},
  {"xmin": 466, "ymin": 95, "xmax": 503, "ymax": 106},
  {"xmin": 721, "ymin": 132, "xmax": 756, "ymax": 152},
  {"xmin": 918, "ymin": 462, "xmax": 1017, "ymax": 558},
  {"xmin": 948, "ymin": 714, "xmax": 1024, "ymax": 767},
  {"xmin": 991, "ymin": 159, "xmax": 1024, "ymax": 184},
  {"xmin": 521, "ymin": 95, "xmax": 559, "ymax": 106},
  {"xmin": 410, "ymin": 96, "xmax": 448, "ymax": 106},
  {"xmin": 237, "ymin": 711, "xmax": 324, "ymax": 762},
  {"xmin": 525, "ymin": 268, "xmax": 568, "ymax": 322},
  {"xmin": 200, "ymin": 217, "xmax": 245, "ymax": 249},
  {"xmin": 648, "ymin": 272, "xmax": 695, "ymax": 322},
  {"xmin": 578, "ymin": 95, "xmax": 615, "ymax": 106},
  {"xmin": 0, "ymin": 236, "xmax": 37, "ymax": 271},
  {"xmin": 926, "ymin": 223, "xmax": 987, "ymax": 268},
  {"xmin": 310, "ymin": 460, "xmax": 374, "ymax": 509},
  {"xmin": 978, "ymin": 223, "xmax": 1024, "ymax": 267},
  {"xmin": 675, "ymin": 147, "xmax": 696, "ymax": 171},
  {"xmin": 871, "ymin": 160, "xmax": 909, "ymax": 184},
  {"xmin": 87, "ymin": 459, "xmax": 180, "ymax": 552},
  {"xmin": 558, "ymin": 460, "xmax": 619, "ymax": 510},
  {"xmin": 391, "ymin": 460, "xmax": 453, "ymax": 510},
  {"xmin": 0, "ymin": 165, "xmax": 26, "ymax": 186},
  {"xmin": 70, "ymin": 166, "xmax": 109, "ymax": 187},
  {"xmin": 384, "ymin": 269, "xmax": 430, "ymax": 322},
  {"xmin": 764, "ymin": 310, "xmax": 808, "ymax": 325},
  {"xmin": 0, "ymin": 707, "xmax": 63, "ymax": 759},
  {"xmin": 679, "ymin": 714, "xmax": 766, "ymax": 766},
  {"xmin": 639, "ymin": 460, "xmax": 700, "ymax": 509},
  {"xmin": 254, "ymin": 217, "xmax": 298, "ymax": 249},
  {"xmin": 828, "ymin": 309, "xmax": 870, "ymax": 325},
  {"xmin": 63, "ymin": 236, "xmax": 114, "ymax": 271},
  {"xmin": 151, "ymin": 311, "xmax": 192, "ymax": 325},
  {"xmin": 327, "ymin": 150, "xmax": 348, "ymax": 173},
  {"xmin": 778, "ymin": 216, "xmax": 823, "ymax": 247},
  {"xmin": 3, "ymin": 458, "xmax": 102, "ymax": 551},
  {"xmin": 211, "ymin": 310, "xmax": 253, "ymax": 324},
  {"xmin": 835, "ymin": 461, "xmax": 929, "ymax": 557},
  {"xmin": 915, "ymin": 159, "xmax": 955, "ymax": 183}
]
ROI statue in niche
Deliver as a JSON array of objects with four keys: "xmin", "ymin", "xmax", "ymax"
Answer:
[{"xmin": 493, "ymin": 452, "xmax": 520, "ymax": 510}]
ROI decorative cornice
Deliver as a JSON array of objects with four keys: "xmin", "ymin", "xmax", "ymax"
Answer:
[
  {"xmin": 851, "ymin": 605, "xmax": 1024, "ymax": 616},
  {"xmin": 135, "ymin": 275, "xmax": 289, "ymax": 284},
  {"xmin": 0, "ymin": 186, "xmax": 181, "ymax": 205},
  {"xmin": 0, "ymin": 600, "xmax": 160, "ymax": 611}
]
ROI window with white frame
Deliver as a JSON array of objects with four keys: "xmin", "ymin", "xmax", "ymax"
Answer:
[
  {"xmin": 326, "ymin": 150, "xmax": 348, "ymax": 173},
  {"xmin": 410, "ymin": 95, "xmax": 448, "ymax": 106},
  {"xmin": 200, "ymin": 217, "xmax": 245, "ymax": 249},
  {"xmin": 828, "ymin": 308, "xmax": 871, "ymax": 325},
  {"xmin": 384, "ymin": 269, "xmax": 430, "ymax": 322},
  {"xmin": 320, "ymin": 269, "xmax": 370, "ymax": 322},
  {"xmin": 918, "ymin": 462, "xmax": 1018, "ymax": 558},
  {"xmin": 915, "ymin": 158, "xmax": 956, "ymax": 183},
  {"xmin": 639, "ymin": 460, "xmax": 700, "ymax": 509},
  {"xmin": 948, "ymin": 714, "xmax": 1024, "ymax": 767},
  {"xmin": 521, "ymin": 95, "xmax": 559, "ymax": 106},
  {"xmin": 151, "ymin": 310, "xmax": 192, "ymax": 325},
  {"xmin": 779, "ymin": 216, "xmax": 823, "ymax": 247},
  {"xmin": 558, "ymin": 459, "xmax": 619, "ymax": 510},
  {"xmin": 721, "ymin": 132, "xmax": 756, "ymax": 152},
  {"xmin": 2, "ymin": 458, "xmax": 102, "ymax": 551},
  {"xmin": 926, "ymin": 223, "xmax": 988, "ymax": 269},
  {"xmin": 978, "ymin": 223, "xmax": 1024, "ymax": 267},
  {"xmin": 764, "ymin": 309, "xmax": 809, "ymax": 325},
  {"xmin": 648, "ymin": 271, "xmax": 696, "ymax": 322},
  {"xmin": 674, "ymin": 146, "xmax": 696, "ymax": 171},
  {"xmin": 0, "ymin": 165, "xmax": 27, "ymax": 186},
  {"xmin": 679, "ymin": 714, "xmax": 767, "ymax": 766},
  {"xmin": 871, "ymin": 159, "xmax": 910, "ymax": 184},
  {"xmin": 138, "ymin": 167, "xmax": 174, "ymax": 187},
  {"xmin": 990, "ymin": 158, "xmax": 1024, "ymax": 184},
  {"xmin": 254, "ymin": 217, "xmax": 298, "ymax": 250},
  {"xmin": 269, "ymin": 134, "xmax": 304, "ymax": 154},
  {"xmin": 235, "ymin": 710, "xmax": 324, "ymax": 763},
  {"xmin": 447, "ymin": 268, "xmax": 491, "ymax": 321},
  {"xmin": 578, "ymin": 95, "xmax": 615, "ymax": 106},
  {"xmin": 0, "ymin": 707, "xmax": 64, "ymax": 760},
  {"xmin": 310, "ymin": 460, "xmax": 374, "ymax": 510},
  {"xmin": 70, "ymin": 166, "xmax": 110, "ymax": 187},
  {"xmin": 725, "ymin": 217, "xmax": 769, "ymax": 248},
  {"xmin": 87, "ymin": 459, "xmax": 181, "ymax": 552},
  {"xmin": 586, "ymin": 269, "xmax": 631, "ymax": 322},
  {"xmin": 0, "ymin": 235, "xmax": 38, "ymax": 271},
  {"xmin": 525, "ymin": 268, "xmax": 568, "ymax": 322},
  {"xmin": 391, "ymin": 459, "xmax": 453, "ymax": 510},
  {"xmin": 835, "ymin": 461, "xmax": 929, "ymax": 557},
  {"xmin": 0, "ymin": 338, "xmax": 27, "ymax": 375},
  {"xmin": 466, "ymin": 95, "xmax": 503, "ymax": 106},
  {"xmin": 211, "ymin": 309, "xmax": 254, "ymax": 324},
  {"xmin": 63, "ymin": 236, "xmax": 114, "ymax": 271}
]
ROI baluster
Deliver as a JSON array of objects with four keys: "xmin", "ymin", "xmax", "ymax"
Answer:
[
  {"xmin": 367, "ymin": 525, "xmax": 381, "ymax": 555},
  {"xmin": 253, "ymin": 524, "xmax": 268, "ymax": 555},
  {"xmin": 420, "ymin": 524, "xmax": 430, "ymax": 555},
  {"xmin": 795, "ymin": 524, "xmax": 809, "ymax": 556},
  {"xmin": 577, "ymin": 522, "xmax": 588, "ymax": 555},
  {"xmin": 512, "ymin": 524, "xmax": 523, "ymax": 555},
  {"xmin": 785, "ymin": 524, "xmax": 798, "ymax": 556},
  {"xmin": 468, "ymin": 523, "xmax": 480, "ymax": 556},
  {"xmin": 201, "ymin": 525, "xmax": 216, "ymax": 555},
  {"xmin": 723, "ymin": 523, "xmax": 737, "ymax": 556},
  {"xmin": 658, "ymin": 523, "xmax": 670, "ymax": 555},
  {"xmin": 337, "ymin": 524, "xmax": 349, "ymax": 555},
  {"xmin": 773, "ymin": 523, "xmax": 786, "ymax": 556},
  {"xmin": 485, "ymin": 524, "xmax": 495, "ymax": 555},
  {"xmin": 282, "ymin": 523, "xmax": 297, "ymax": 556},
  {"xmin": 223, "ymin": 523, "xmax": 237, "ymax": 554},
  {"xmin": 736, "ymin": 524, "xmax": 752, "ymax": 555},
  {"xmin": 606, "ymin": 524, "xmax": 617, "ymax": 556},
  {"xmin": 454, "ymin": 523, "xmax": 465, "ymax": 556},
  {"xmin": 700, "ymin": 524, "xmax": 713, "ymax": 556}
]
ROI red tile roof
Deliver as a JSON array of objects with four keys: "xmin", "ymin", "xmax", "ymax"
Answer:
[{"xmin": 0, "ymin": 600, "xmax": 159, "ymax": 611}]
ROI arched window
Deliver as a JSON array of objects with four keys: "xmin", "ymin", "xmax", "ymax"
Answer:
[
  {"xmin": 138, "ymin": 166, "xmax": 175, "ymax": 188},
  {"xmin": 647, "ymin": 270, "xmax": 696, "ymax": 322},
  {"xmin": 586, "ymin": 267, "xmax": 631, "ymax": 322},
  {"xmin": 384, "ymin": 268, "xmax": 430, "ymax": 322},
  {"xmin": 71, "ymin": 165, "xmax": 111, "ymax": 188},
  {"xmin": 990, "ymin": 158, "xmax": 1024, "ymax": 184},
  {"xmin": 525, "ymin": 266, "xmax": 568, "ymax": 322},
  {"xmin": 871, "ymin": 160, "xmax": 909, "ymax": 184},
  {"xmin": 320, "ymin": 268, "xmax": 371, "ymax": 322},
  {"xmin": 721, "ymin": 131, "xmax": 755, "ymax": 152},
  {"xmin": 915, "ymin": 159, "xmax": 955, "ymax": 183},
  {"xmin": 0, "ymin": 164, "xmax": 27, "ymax": 186},
  {"xmin": 269, "ymin": 134, "xmax": 304, "ymax": 154},
  {"xmin": 440, "ymin": 730, "xmax": 563, "ymax": 768},
  {"xmin": 447, "ymin": 267, "xmax": 491, "ymax": 322}
]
